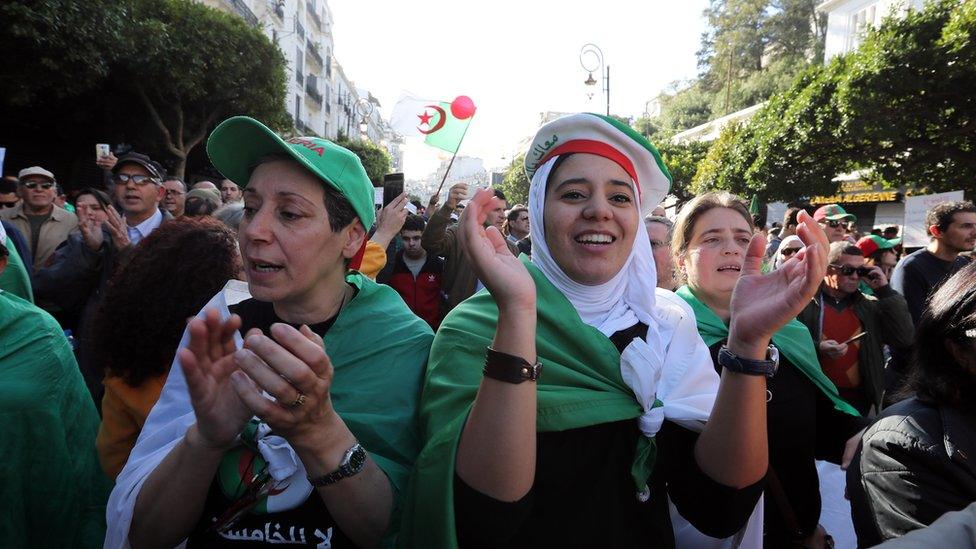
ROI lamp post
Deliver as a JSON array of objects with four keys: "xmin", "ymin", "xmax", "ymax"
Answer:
[
  {"xmin": 355, "ymin": 98, "xmax": 373, "ymax": 141},
  {"xmin": 580, "ymin": 43, "xmax": 609, "ymax": 116}
]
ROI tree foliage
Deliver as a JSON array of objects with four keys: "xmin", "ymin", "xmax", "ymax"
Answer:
[
  {"xmin": 499, "ymin": 153, "xmax": 529, "ymax": 207},
  {"xmin": 694, "ymin": 0, "xmax": 976, "ymax": 199},
  {"xmin": 334, "ymin": 137, "xmax": 391, "ymax": 183}
]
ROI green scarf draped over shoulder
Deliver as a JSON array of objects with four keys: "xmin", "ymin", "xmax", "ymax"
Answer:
[
  {"xmin": 399, "ymin": 257, "xmax": 652, "ymax": 548},
  {"xmin": 675, "ymin": 285, "xmax": 859, "ymax": 417}
]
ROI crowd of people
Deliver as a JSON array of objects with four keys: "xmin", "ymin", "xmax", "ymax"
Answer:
[{"xmin": 1, "ymin": 112, "xmax": 975, "ymax": 549}]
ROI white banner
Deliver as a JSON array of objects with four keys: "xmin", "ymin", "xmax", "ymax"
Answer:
[{"xmin": 903, "ymin": 191, "xmax": 965, "ymax": 248}]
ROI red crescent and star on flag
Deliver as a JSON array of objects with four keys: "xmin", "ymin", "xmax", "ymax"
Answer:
[{"xmin": 416, "ymin": 95, "xmax": 477, "ymax": 134}]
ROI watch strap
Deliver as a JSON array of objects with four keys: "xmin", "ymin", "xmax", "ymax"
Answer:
[
  {"xmin": 483, "ymin": 347, "xmax": 542, "ymax": 384},
  {"xmin": 717, "ymin": 344, "xmax": 779, "ymax": 378},
  {"xmin": 308, "ymin": 443, "xmax": 367, "ymax": 487}
]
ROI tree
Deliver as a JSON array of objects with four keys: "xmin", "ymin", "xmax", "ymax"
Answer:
[
  {"xmin": 334, "ymin": 137, "xmax": 391, "ymax": 183},
  {"xmin": 657, "ymin": 140, "xmax": 712, "ymax": 205},
  {"xmin": 695, "ymin": 0, "xmax": 976, "ymax": 199},
  {"xmin": 125, "ymin": 0, "xmax": 289, "ymax": 178},
  {"xmin": 499, "ymin": 153, "xmax": 529, "ymax": 207}
]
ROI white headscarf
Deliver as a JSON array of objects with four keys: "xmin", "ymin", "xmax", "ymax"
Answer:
[
  {"xmin": 528, "ymin": 157, "xmax": 662, "ymax": 338},
  {"xmin": 774, "ymin": 235, "xmax": 804, "ymax": 269}
]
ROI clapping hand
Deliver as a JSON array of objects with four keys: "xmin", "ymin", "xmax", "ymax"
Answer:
[
  {"xmin": 103, "ymin": 206, "xmax": 130, "ymax": 249},
  {"xmin": 728, "ymin": 210, "xmax": 828, "ymax": 352},
  {"xmin": 458, "ymin": 188, "xmax": 535, "ymax": 311}
]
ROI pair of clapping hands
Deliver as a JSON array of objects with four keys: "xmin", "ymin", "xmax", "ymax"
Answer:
[{"xmin": 180, "ymin": 311, "xmax": 340, "ymax": 452}]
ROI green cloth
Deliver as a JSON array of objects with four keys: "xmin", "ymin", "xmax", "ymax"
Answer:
[
  {"xmin": 675, "ymin": 285, "xmax": 859, "ymax": 417},
  {"xmin": 400, "ymin": 257, "xmax": 647, "ymax": 548},
  {"xmin": 0, "ymin": 235, "xmax": 33, "ymax": 302},
  {"xmin": 326, "ymin": 272, "xmax": 434, "ymax": 507},
  {"xmin": 0, "ymin": 291, "xmax": 110, "ymax": 547}
]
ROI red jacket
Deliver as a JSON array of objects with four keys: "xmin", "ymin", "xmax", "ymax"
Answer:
[{"xmin": 380, "ymin": 250, "xmax": 445, "ymax": 330}]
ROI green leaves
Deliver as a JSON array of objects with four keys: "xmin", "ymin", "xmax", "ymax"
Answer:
[
  {"xmin": 333, "ymin": 137, "xmax": 392, "ymax": 183},
  {"xmin": 499, "ymin": 153, "xmax": 529, "ymax": 207}
]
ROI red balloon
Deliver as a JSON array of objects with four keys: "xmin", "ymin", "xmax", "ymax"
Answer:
[{"xmin": 450, "ymin": 96, "xmax": 476, "ymax": 120}]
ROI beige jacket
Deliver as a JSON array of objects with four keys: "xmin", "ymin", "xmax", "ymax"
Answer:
[{"xmin": 1, "ymin": 203, "xmax": 78, "ymax": 268}]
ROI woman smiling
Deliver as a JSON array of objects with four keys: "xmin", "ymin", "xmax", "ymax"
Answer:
[
  {"xmin": 401, "ymin": 114, "xmax": 828, "ymax": 547},
  {"xmin": 105, "ymin": 117, "xmax": 433, "ymax": 548}
]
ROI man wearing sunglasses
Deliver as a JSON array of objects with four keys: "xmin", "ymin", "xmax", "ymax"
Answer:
[
  {"xmin": 0, "ymin": 177, "xmax": 20, "ymax": 210},
  {"xmin": 0, "ymin": 166, "xmax": 78, "ymax": 269},
  {"xmin": 797, "ymin": 242, "xmax": 914, "ymax": 415},
  {"xmin": 814, "ymin": 204, "xmax": 857, "ymax": 244}
]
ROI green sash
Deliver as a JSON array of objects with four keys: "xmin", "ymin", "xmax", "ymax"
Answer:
[
  {"xmin": 399, "ymin": 257, "xmax": 649, "ymax": 548},
  {"xmin": 0, "ymin": 235, "xmax": 33, "ymax": 302},
  {"xmin": 675, "ymin": 285, "xmax": 859, "ymax": 416}
]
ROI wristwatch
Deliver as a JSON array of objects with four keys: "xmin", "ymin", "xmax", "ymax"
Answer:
[
  {"xmin": 483, "ymin": 347, "xmax": 542, "ymax": 384},
  {"xmin": 308, "ymin": 443, "xmax": 367, "ymax": 487},
  {"xmin": 717, "ymin": 344, "xmax": 780, "ymax": 378}
]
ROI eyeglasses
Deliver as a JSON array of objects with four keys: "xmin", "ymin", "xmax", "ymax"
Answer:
[
  {"xmin": 781, "ymin": 248, "xmax": 801, "ymax": 256},
  {"xmin": 114, "ymin": 173, "xmax": 159, "ymax": 186},
  {"xmin": 829, "ymin": 264, "xmax": 875, "ymax": 277},
  {"xmin": 21, "ymin": 181, "xmax": 55, "ymax": 190},
  {"xmin": 0, "ymin": 200, "xmax": 18, "ymax": 208},
  {"xmin": 820, "ymin": 220, "xmax": 844, "ymax": 228},
  {"xmin": 164, "ymin": 189, "xmax": 185, "ymax": 196}
]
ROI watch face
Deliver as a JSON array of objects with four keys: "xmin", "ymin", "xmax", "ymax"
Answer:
[{"xmin": 343, "ymin": 445, "xmax": 367, "ymax": 476}]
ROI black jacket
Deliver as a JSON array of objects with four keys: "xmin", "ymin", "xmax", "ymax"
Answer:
[{"xmin": 847, "ymin": 397, "xmax": 976, "ymax": 547}]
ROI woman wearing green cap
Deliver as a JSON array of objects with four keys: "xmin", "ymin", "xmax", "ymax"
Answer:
[
  {"xmin": 400, "ymin": 113, "xmax": 829, "ymax": 547},
  {"xmin": 105, "ymin": 117, "xmax": 433, "ymax": 548}
]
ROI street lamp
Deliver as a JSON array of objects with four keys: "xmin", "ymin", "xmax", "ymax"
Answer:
[
  {"xmin": 355, "ymin": 98, "xmax": 373, "ymax": 140},
  {"xmin": 580, "ymin": 43, "xmax": 609, "ymax": 116}
]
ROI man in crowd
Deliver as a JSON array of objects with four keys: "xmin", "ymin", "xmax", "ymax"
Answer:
[
  {"xmin": 378, "ymin": 214, "xmax": 445, "ymax": 329},
  {"xmin": 423, "ymin": 182, "xmax": 514, "ymax": 312},
  {"xmin": 33, "ymin": 152, "xmax": 172, "ymax": 405},
  {"xmin": 798, "ymin": 242, "xmax": 913, "ymax": 414},
  {"xmin": 505, "ymin": 205, "xmax": 530, "ymax": 246},
  {"xmin": 0, "ymin": 177, "xmax": 20, "ymax": 210},
  {"xmin": 883, "ymin": 226, "xmax": 900, "ymax": 241},
  {"xmin": 814, "ymin": 203, "xmax": 856, "ymax": 243},
  {"xmin": 891, "ymin": 200, "xmax": 976, "ymax": 323},
  {"xmin": 0, "ymin": 166, "xmax": 78, "ymax": 268},
  {"xmin": 190, "ymin": 179, "xmax": 218, "ymax": 192},
  {"xmin": 765, "ymin": 206, "xmax": 804, "ymax": 259},
  {"xmin": 161, "ymin": 176, "xmax": 187, "ymax": 218},
  {"xmin": 218, "ymin": 178, "xmax": 242, "ymax": 203},
  {"xmin": 644, "ymin": 215, "xmax": 676, "ymax": 291}
]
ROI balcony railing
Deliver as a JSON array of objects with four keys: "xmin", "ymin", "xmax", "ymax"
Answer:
[
  {"xmin": 229, "ymin": 0, "xmax": 258, "ymax": 27},
  {"xmin": 306, "ymin": 81, "xmax": 323, "ymax": 105},
  {"xmin": 306, "ymin": 39, "xmax": 323, "ymax": 67},
  {"xmin": 307, "ymin": 3, "xmax": 323, "ymax": 30}
]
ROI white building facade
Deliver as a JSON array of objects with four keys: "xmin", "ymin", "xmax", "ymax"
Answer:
[{"xmin": 820, "ymin": 0, "xmax": 928, "ymax": 59}]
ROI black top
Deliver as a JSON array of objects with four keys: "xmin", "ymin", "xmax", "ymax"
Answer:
[
  {"xmin": 706, "ymin": 342, "xmax": 867, "ymax": 544},
  {"xmin": 453, "ymin": 324, "xmax": 765, "ymax": 548},
  {"xmin": 186, "ymin": 297, "xmax": 353, "ymax": 548},
  {"xmin": 890, "ymin": 248, "xmax": 971, "ymax": 324}
]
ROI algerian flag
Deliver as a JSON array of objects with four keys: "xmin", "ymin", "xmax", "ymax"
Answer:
[{"xmin": 389, "ymin": 94, "xmax": 476, "ymax": 153}]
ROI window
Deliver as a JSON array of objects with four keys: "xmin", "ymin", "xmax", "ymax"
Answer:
[
  {"xmin": 294, "ymin": 94, "xmax": 301, "ymax": 123},
  {"xmin": 847, "ymin": 3, "xmax": 878, "ymax": 51},
  {"xmin": 295, "ymin": 47, "xmax": 304, "ymax": 84}
]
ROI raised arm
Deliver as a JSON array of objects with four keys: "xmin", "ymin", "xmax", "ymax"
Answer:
[
  {"xmin": 696, "ymin": 210, "xmax": 829, "ymax": 487},
  {"xmin": 421, "ymin": 183, "xmax": 467, "ymax": 257},
  {"xmin": 453, "ymin": 189, "xmax": 538, "ymax": 502}
]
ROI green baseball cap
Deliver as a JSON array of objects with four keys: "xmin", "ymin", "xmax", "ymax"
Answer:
[
  {"xmin": 856, "ymin": 235, "xmax": 901, "ymax": 256},
  {"xmin": 206, "ymin": 116, "xmax": 375, "ymax": 229}
]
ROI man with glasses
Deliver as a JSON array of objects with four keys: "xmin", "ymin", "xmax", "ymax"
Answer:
[
  {"xmin": 0, "ymin": 176, "xmax": 21, "ymax": 210},
  {"xmin": 111, "ymin": 152, "xmax": 168, "ymax": 245},
  {"xmin": 814, "ymin": 204, "xmax": 856, "ymax": 243},
  {"xmin": 797, "ymin": 242, "xmax": 913, "ymax": 414},
  {"xmin": 162, "ymin": 177, "xmax": 187, "ymax": 218},
  {"xmin": 0, "ymin": 166, "xmax": 78, "ymax": 268}
]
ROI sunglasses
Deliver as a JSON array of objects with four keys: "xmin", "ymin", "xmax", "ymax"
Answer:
[
  {"xmin": 829, "ymin": 264, "xmax": 875, "ymax": 277},
  {"xmin": 21, "ymin": 181, "xmax": 55, "ymax": 190},
  {"xmin": 114, "ymin": 173, "xmax": 159, "ymax": 186},
  {"xmin": 0, "ymin": 200, "xmax": 18, "ymax": 208},
  {"xmin": 820, "ymin": 220, "xmax": 844, "ymax": 228},
  {"xmin": 781, "ymin": 247, "xmax": 801, "ymax": 256}
]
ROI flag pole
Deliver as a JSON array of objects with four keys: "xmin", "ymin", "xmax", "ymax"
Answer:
[{"xmin": 433, "ymin": 118, "xmax": 473, "ymax": 200}]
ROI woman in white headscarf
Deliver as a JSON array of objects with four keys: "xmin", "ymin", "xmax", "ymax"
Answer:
[
  {"xmin": 399, "ymin": 113, "xmax": 828, "ymax": 548},
  {"xmin": 775, "ymin": 234, "xmax": 805, "ymax": 270}
]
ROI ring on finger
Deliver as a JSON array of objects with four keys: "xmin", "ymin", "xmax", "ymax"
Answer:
[{"xmin": 288, "ymin": 393, "xmax": 307, "ymax": 408}]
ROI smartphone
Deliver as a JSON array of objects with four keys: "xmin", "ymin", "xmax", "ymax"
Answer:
[
  {"xmin": 96, "ymin": 144, "xmax": 111, "ymax": 158},
  {"xmin": 842, "ymin": 332, "xmax": 868, "ymax": 345},
  {"xmin": 382, "ymin": 173, "xmax": 404, "ymax": 207}
]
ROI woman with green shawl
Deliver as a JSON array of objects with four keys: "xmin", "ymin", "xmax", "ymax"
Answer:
[
  {"xmin": 672, "ymin": 192, "xmax": 866, "ymax": 548},
  {"xmin": 401, "ymin": 114, "xmax": 829, "ymax": 547}
]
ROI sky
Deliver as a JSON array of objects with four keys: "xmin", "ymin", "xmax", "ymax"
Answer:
[{"xmin": 329, "ymin": 0, "xmax": 708, "ymax": 183}]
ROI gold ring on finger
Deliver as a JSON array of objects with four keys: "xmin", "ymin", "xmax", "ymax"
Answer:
[{"xmin": 289, "ymin": 393, "xmax": 307, "ymax": 408}]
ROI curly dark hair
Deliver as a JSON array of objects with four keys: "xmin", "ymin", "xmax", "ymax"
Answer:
[
  {"xmin": 906, "ymin": 261, "xmax": 976, "ymax": 413},
  {"xmin": 926, "ymin": 200, "xmax": 975, "ymax": 236},
  {"xmin": 92, "ymin": 218, "xmax": 241, "ymax": 387}
]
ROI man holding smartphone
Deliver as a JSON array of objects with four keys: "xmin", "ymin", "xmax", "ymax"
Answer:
[{"xmin": 797, "ymin": 242, "xmax": 914, "ymax": 414}]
